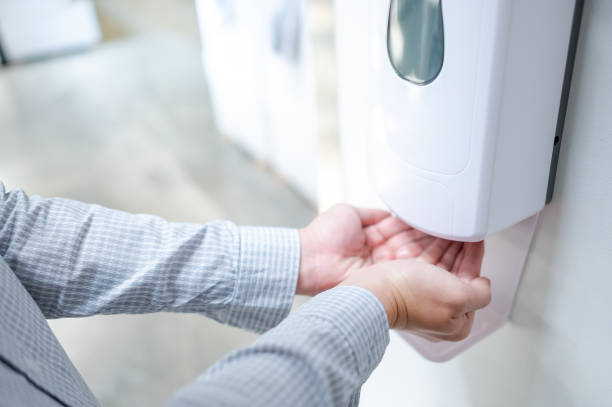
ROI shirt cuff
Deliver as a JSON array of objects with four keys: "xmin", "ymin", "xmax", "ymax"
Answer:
[
  {"xmin": 296, "ymin": 286, "xmax": 390, "ymax": 381},
  {"xmin": 225, "ymin": 226, "xmax": 300, "ymax": 333}
]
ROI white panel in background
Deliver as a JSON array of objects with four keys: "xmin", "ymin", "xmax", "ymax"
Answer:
[
  {"xmin": 195, "ymin": 0, "xmax": 318, "ymax": 202},
  {"xmin": 0, "ymin": 0, "xmax": 100, "ymax": 62},
  {"xmin": 333, "ymin": 0, "xmax": 383, "ymax": 208},
  {"xmin": 195, "ymin": 1, "xmax": 269, "ymax": 161}
]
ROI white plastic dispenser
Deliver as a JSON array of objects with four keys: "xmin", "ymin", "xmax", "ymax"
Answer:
[
  {"xmin": 333, "ymin": 0, "xmax": 584, "ymax": 360},
  {"xmin": 370, "ymin": 0, "xmax": 584, "ymax": 242},
  {"xmin": 371, "ymin": 0, "xmax": 584, "ymax": 360}
]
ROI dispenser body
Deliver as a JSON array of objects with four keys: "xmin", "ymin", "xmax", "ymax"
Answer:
[{"xmin": 370, "ymin": 0, "xmax": 580, "ymax": 241}]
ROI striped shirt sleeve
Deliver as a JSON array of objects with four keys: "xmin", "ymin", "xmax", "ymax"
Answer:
[
  {"xmin": 0, "ymin": 183, "xmax": 299, "ymax": 333},
  {"xmin": 167, "ymin": 286, "xmax": 390, "ymax": 407}
]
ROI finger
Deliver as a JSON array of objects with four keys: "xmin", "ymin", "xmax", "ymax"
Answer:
[
  {"xmin": 371, "ymin": 244, "xmax": 394, "ymax": 262},
  {"xmin": 384, "ymin": 229, "xmax": 429, "ymax": 254},
  {"xmin": 444, "ymin": 313, "xmax": 467, "ymax": 336},
  {"xmin": 370, "ymin": 215, "xmax": 413, "ymax": 239},
  {"xmin": 437, "ymin": 241, "xmax": 463, "ymax": 271},
  {"xmin": 456, "ymin": 241, "xmax": 485, "ymax": 281},
  {"xmin": 355, "ymin": 207, "xmax": 391, "ymax": 227},
  {"xmin": 417, "ymin": 313, "xmax": 465, "ymax": 338},
  {"xmin": 450, "ymin": 247, "xmax": 466, "ymax": 275},
  {"xmin": 395, "ymin": 236, "xmax": 436, "ymax": 259},
  {"xmin": 373, "ymin": 236, "xmax": 433, "ymax": 261},
  {"xmin": 365, "ymin": 217, "xmax": 414, "ymax": 248},
  {"xmin": 447, "ymin": 312, "xmax": 474, "ymax": 341},
  {"xmin": 462, "ymin": 277, "xmax": 492, "ymax": 312},
  {"xmin": 417, "ymin": 238, "xmax": 453, "ymax": 264}
]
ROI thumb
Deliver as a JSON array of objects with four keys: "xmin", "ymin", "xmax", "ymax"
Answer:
[
  {"xmin": 463, "ymin": 277, "xmax": 491, "ymax": 312},
  {"xmin": 355, "ymin": 207, "xmax": 391, "ymax": 226}
]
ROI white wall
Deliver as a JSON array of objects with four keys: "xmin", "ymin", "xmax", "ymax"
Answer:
[{"xmin": 336, "ymin": 0, "xmax": 612, "ymax": 405}]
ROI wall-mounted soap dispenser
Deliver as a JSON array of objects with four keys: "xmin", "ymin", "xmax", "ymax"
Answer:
[
  {"xmin": 370, "ymin": 0, "xmax": 583, "ymax": 242},
  {"xmin": 334, "ymin": 0, "xmax": 583, "ymax": 360}
]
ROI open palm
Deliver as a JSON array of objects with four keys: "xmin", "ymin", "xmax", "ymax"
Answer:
[{"xmin": 298, "ymin": 204, "xmax": 484, "ymax": 296}]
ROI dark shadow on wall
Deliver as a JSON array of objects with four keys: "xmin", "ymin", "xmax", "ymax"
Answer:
[{"xmin": 0, "ymin": 34, "xmax": 8, "ymax": 66}]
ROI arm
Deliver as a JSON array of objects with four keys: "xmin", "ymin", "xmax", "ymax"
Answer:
[
  {"xmin": 0, "ymin": 184, "xmax": 441, "ymax": 330},
  {"xmin": 167, "ymin": 255, "xmax": 491, "ymax": 407},
  {"xmin": 167, "ymin": 286, "xmax": 389, "ymax": 407},
  {"xmin": 0, "ymin": 183, "xmax": 298, "ymax": 332}
]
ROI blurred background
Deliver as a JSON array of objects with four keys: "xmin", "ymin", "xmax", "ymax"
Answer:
[
  {"xmin": 1, "ymin": 1, "xmax": 611, "ymax": 407},
  {"xmin": 0, "ymin": 0, "xmax": 335, "ymax": 405}
]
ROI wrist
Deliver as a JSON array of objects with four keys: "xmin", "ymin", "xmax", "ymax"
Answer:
[
  {"xmin": 341, "ymin": 272, "xmax": 397, "ymax": 328},
  {"xmin": 297, "ymin": 228, "xmax": 316, "ymax": 296}
]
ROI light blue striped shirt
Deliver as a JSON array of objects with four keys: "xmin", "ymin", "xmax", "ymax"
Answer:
[{"xmin": 0, "ymin": 182, "xmax": 389, "ymax": 406}]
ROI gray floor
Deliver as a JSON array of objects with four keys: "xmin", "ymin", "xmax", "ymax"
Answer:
[{"xmin": 0, "ymin": 1, "xmax": 315, "ymax": 405}]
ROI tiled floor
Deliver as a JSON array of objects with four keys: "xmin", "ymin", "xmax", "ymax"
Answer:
[{"xmin": 0, "ymin": 1, "xmax": 315, "ymax": 405}]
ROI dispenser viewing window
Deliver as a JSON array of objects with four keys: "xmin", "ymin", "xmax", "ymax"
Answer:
[{"xmin": 388, "ymin": 0, "xmax": 444, "ymax": 85}]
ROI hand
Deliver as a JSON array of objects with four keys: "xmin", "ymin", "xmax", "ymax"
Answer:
[
  {"xmin": 298, "ymin": 204, "xmax": 431, "ymax": 295},
  {"xmin": 341, "ymin": 249, "xmax": 490, "ymax": 341},
  {"xmin": 342, "ymin": 259, "xmax": 491, "ymax": 341},
  {"xmin": 297, "ymin": 203, "xmax": 480, "ymax": 296}
]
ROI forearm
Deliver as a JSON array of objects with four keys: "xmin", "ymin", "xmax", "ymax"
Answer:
[
  {"xmin": 167, "ymin": 286, "xmax": 390, "ymax": 407},
  {"xmin": 0, "ymin": 184, "xmax": 299, "ymax": 332}
]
